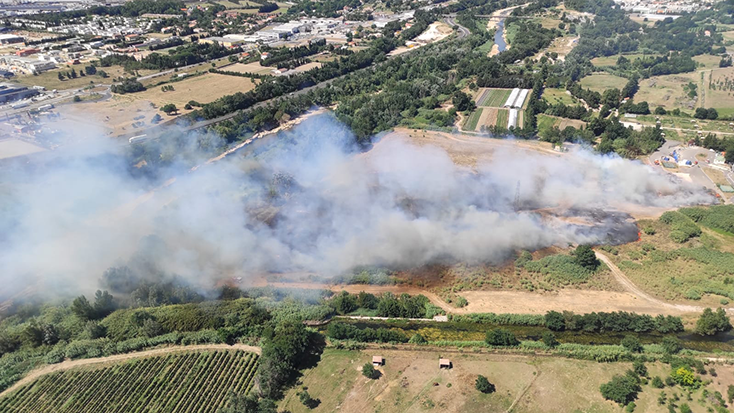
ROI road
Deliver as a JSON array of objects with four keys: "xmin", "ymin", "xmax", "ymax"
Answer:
[
  {"xmin": 594, "ymin": 251, "xmax": 705, "ymax": 313},
  {"xmin": 443, "ymin": 16, "xmax": 470, "ymax": 39}
]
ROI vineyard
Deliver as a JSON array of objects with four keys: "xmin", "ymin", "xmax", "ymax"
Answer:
[{"xmin": 0, "ymin": 349, "xmax": 259, "ymax": 413}]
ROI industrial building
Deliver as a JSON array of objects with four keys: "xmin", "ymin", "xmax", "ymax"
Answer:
[
  {"xmin": 0, "ymin": 33, "xmax": 23, "ymax": 45},
  {"xmin": 0, "ymin": 83, "xmax": 38, "ymax": 104}
]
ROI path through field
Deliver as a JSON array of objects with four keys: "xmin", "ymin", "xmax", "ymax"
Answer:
[{"xmin": 0, "ymin": 344, "xmax": 261, "ymax": 399}]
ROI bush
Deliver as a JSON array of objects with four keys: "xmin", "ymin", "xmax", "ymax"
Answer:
[
  {"xmin": 651, "ymin": 376, "xmax": 664, "ymax": 388},
  {"xmin": 670, "ymin": 367, "xmax": 700, "ymax": 388},
  {"xmin": 475, "ymin": 375, "xmax": 495, "ymax": 393},
  {"xmin": 573, "ymin": 245, "xmax": 600, "ymax": 270},
  {"xmin": 409, "ymin": 334, "xmax": 427, "ymax": 344},
  {"xmin": 633, "ymin": 361, "xmax": 647, "ymax": 378},
  {"xmin": 485, "ymin": 329, "xmax": 519, "ymax": 346},
  {"xmin": 662, "ymin": 336, "xmax": 682, "ymax": 354}
]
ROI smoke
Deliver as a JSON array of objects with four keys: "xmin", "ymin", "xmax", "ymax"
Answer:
[{"xmin": 0, "ymin": 114, "xmax": 714, "ymax": 298}]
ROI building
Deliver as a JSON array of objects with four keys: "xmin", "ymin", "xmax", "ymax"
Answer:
[
  {"xmin": 372, "ymin": 356, "xmax": 384, "ymax": 367},
  {"xmin": 0, "ymin": 33, "xmax": 22, "ymax": 45},
  {"xmin": 15, "ymin": 48, "xmax": 39, "ymax": 57},
  {"xmin": 439, "ymin": 358, "xmax": 451, "ymax": 369},
  {"xmin": 0, "ymin": 83, "xmax": 38, "ymax": 103},
  {"xmin": 0, "ymin": 55, "xmax": 56, "ymax": 74},
  {"xmin": 198, "ymin": 36, "xmax": 244, "ymax": 48}
]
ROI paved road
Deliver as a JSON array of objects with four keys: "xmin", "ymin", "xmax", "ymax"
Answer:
[{"xmin": 444, "ymin": 16, "xmax": 470, "ymax": 39}]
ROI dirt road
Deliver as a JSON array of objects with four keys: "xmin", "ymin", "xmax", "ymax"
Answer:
[
  {"xmin": 0, "ymin": 343, "xmax": 260, "ymax": 399},
  {"xmin": 594, "ymin": 251, "xmax": 705, "ymax": 313}
]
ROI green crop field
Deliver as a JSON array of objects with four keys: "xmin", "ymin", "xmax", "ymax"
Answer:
[
  {"xmin": 463, "ymin": 108, "xmax": 483, "ymax": 130},
  {"xmin": 476, "ymin": 88, "xmax": 512, "ymax": 107},
  {"xmin": 0, "ymin": 350, "xmax": 259, "ymax": 413},
  {"xmin": 496, "ymin": 109, "xmax": 509, "ymax": 128}
]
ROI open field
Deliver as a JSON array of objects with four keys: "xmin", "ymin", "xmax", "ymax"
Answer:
[
  {"xmin": 590, "ymin": 53, "xmax": 661, "ymax": 67},
  {"xmin": 541, "ymin": 87, "xmax": 578, "ymax": 105},
  {"xmin": 606, "ymin": 211, "xmax": 734, "ymax": 307},
  {"xmin": 281, "ymin": 348, "xmax": 734, "ymax": 413},
  {"xmin": 475, "ymin": 88, "xmax": 512, "ymax": 107},
  {"xmin": 224, "ymin": 62, "xmax": 276, "ymax": 75},
  {"xmin": 462, "ymin": 108, "xmax": 483, "ymax": 131},
  {"xmin": 705, "ymin": 67, "xmax": 734, "ymax": 117},
  {"xmin": 0, "ymin": 349, "xmax": 259, "ymax": 413},
  {"xmin": 476, "ymin": 107, "xmax": 499, "ymax": 130},
  {"xmin": 132, "ymin": 73, "xmax": 256, "ymax": 108},
  {"xmin": 537, "ymin": 114, "xmax": 586, "ymax": 137},
  {"xmin": 579, "ymin": 73, "xmax": 628, "ymax": 94},
  {"xmin": 694, "ymin": 55, "xmax": 721, "ymax": 70},
  {"xmin": 13, "ymin": 65, "xmax": 149, "ymax": 91},
  {"xmin": 636, "ymin": 73, "xmax": 700, "ymax": 111},
  {"xmin": 0, "ymin": 138, "xmax": 46, "ymax": 160}
]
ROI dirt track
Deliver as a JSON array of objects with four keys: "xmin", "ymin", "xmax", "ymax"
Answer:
[{"xmin": 0, "ymin": 344, "xmax": 260, "ymax": 399}]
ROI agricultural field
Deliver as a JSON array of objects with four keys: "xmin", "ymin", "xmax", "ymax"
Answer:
[
  {"xmin": 462, "ymin": 108, "xmax": 483, "ymax": 131},
  {"xmin": 280, "ymin": 349, "xmax": 734, "ymax": 413},
  {"xmin": 474, "ymin": 88, "xmax": 512, "ymax": 107},
  {"xmin": 0, "ymin": 349, "xmax": 259, "ymax": 413},
  {"xmin": 636, "ymin": 115, "xmax": 734, "ymax": 134},
  {"xmin": 579, "ymin": 73, "xmax": 628, "ymax": 94},
  {"xmin": 496, "ymin": 108, "xmax": 509, "ymax": 128},
  {"xmin": 221, "ymin": 62, "xmax": 274, "ymax": 75},
  {"xmin": 606, "ymin": 206, "xmax": 734, "ymax": 307},
  {"xmin": 536, "ymin": 114, "xmax": 587, "ymax": 138}
]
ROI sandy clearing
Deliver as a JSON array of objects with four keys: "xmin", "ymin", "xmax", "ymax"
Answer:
[{"xmin": 0, "ymin": 344, "xmax": 261, "ymax": 399}]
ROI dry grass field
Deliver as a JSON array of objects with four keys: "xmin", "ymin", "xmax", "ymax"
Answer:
[
  {"xmin": 132, "ymin": 72, "xmax": 256, "ymax": 108},
  {"xmin": 222, "ymin": 62, "xmax": 274, "ymax": 75},
  {"xmin": 541, "ymin": 88, "xmax": 578, "ymax": 105},
  {"xmin": 578, "ymin": 73, "xmax": 628, "ymax": 94},
  {"xmin": 280, "ymin": 349, "xmax": 734, "ymax": 413},
  {"xmin": 635, "ymin": 73, "xmax": 700, "ymax": 111},
  {"xmin": 705, "ymin": 67, "xmax": 734, "ymax": 117}
]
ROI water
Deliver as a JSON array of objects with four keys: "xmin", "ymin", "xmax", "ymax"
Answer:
[{"xmin": 494, "ymin": 19, "xmax": 507, "ymax": 53}]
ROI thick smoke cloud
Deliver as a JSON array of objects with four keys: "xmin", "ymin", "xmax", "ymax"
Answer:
[{"xmin": 0, "ymin": 114, "xmax": 714, "ymax": 298}]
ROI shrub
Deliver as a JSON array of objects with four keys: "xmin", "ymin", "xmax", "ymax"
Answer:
[
  {"xmin": 475, "ymin": 375, "xmax": 495, "ymax": 393},
  {"xmin": 671, "ymin": 367, "xmax": 700, "ymax": 388},
  {"xmin": 409, "ymin": 334, "xmax": 427, "ymax": 344},
  {"xmin": 651, "ymin": 376, "xmax": 664, "ymax": 388},
  {"xmin": 485, "ymin": 329, "xmax": 519, "ymax": 346},
  {"xmin": 659, "ymin": 211, "xmax": 701, "ymax": 243},
  {"xmin": 662, "ymin": 336, "xmax": 682, "ymax": 354},
  {"xmin": 542, "ymin": 331, "xmax": 558, "ymax": 348},
  {"xmin": 573, "ymin": 245, "xmax": 600, "ymax": 270},
  {"xmin": 633, "ymin": 361, "xmax": 647, "ymax": 378}
]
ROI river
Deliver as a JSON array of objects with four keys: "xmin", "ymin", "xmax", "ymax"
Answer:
[{"xmin": 494, "ymin": 19, "xmax": 507, "ymax": 53}]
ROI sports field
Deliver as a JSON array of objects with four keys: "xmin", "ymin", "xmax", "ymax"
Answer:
[
  {"xmin": 0, "ymin": 349, "xmax": 259, "ymax": 413},
  {"xmin": 475, "ymin": 88, "xmax": 512, "ymax": 107}
]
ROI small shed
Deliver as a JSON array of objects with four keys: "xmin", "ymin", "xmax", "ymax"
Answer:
[
  {"xmin": 439, "ymin": 358, "xmax": 451, "ymax": 369},
  {"xmin": 372, "ymin": 356, "xmax": 384, "ymax": 366}
]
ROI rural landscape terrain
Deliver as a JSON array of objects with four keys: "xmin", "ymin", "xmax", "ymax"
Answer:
[{"xmin": 3, "ymin": 0, "xmax": 734, "ymax": 412}]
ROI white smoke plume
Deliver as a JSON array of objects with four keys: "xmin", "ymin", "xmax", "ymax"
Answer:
[{"xmin": 0, "ymin": 114, "xmax": 714, "ymax": 299}]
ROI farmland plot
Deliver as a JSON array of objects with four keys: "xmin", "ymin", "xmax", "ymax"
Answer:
[
  {"xmin": 475, "ymin": 88, "xmax": 512, "ymax": 107},
  {"xmin": 0, "ymin": 350, "xmax": 259, "ymax": 413}
]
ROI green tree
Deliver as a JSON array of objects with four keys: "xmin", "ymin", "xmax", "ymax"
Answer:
[
  {"xmin": 452, "ymin": 91, "xmax": 475, "ymax": 112},
  {"xmin": 161, "ymin": 103, "xmax": 178, "ymax": 115},
  {"xmin": 73, "ymin": 95, "xmax": 82, "ymax": 102},
  {"xmin": 485, "ymin": 328, "xmax": 519, "ymax": 346},
  {"xmin": 332, "ymin": 291, "xmax": 357, "ymax": 315},
  {"xmin": 728, "ymin": 384, "xmax": 734, "ymax": 403},
  {"xmin": 679, "ymin": 404, "xmax": 692, "ymax": 413},
  {"xmin": 542, "ymin": 331, "xmax": 558, "ymax": 348},
  {"xmin": 695, "ymin": 308, "xmax": 732, "ymax": 336},
  {"xmin": 71, "ymin": 295, "xmax": 95, "ymax": 321},
  {"xmin": 662, "ymin": 336, "xmax": 681, "ymax": 354},
  {"xmin": 475, "ymin": 375, "xmax": 495, "ymax": 393},
  {"xmin": 600, "ymin": 374, "xmax": 640, "ymax": 405},
  {"xmin": 58, "ymin": 72, "xmax": 65, "ymax": 81},
  {"xmin": 544, "ymin": 310, "xmax": 565, "ymax": 331},
  {"xmin": 573, "ymin": 245, "xmax": 599, "ymax": 270},
  {"xmin": 633, "ymin": 361, "xmax": 647, "ymax": 378},
  {"xmin": 621, "ymin": 335, "xmax": 643, "ymax": 353},
  {"xmin": 93, "ymin": 290, "xmax": 115, "ymax": 319},
  {"xmin": 362, "ymin": 362, "xmax": 377, "ymax": 379},
  {"xmin": 409, "ymin": 333, "xmax": 427, "ymax": 344}
]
